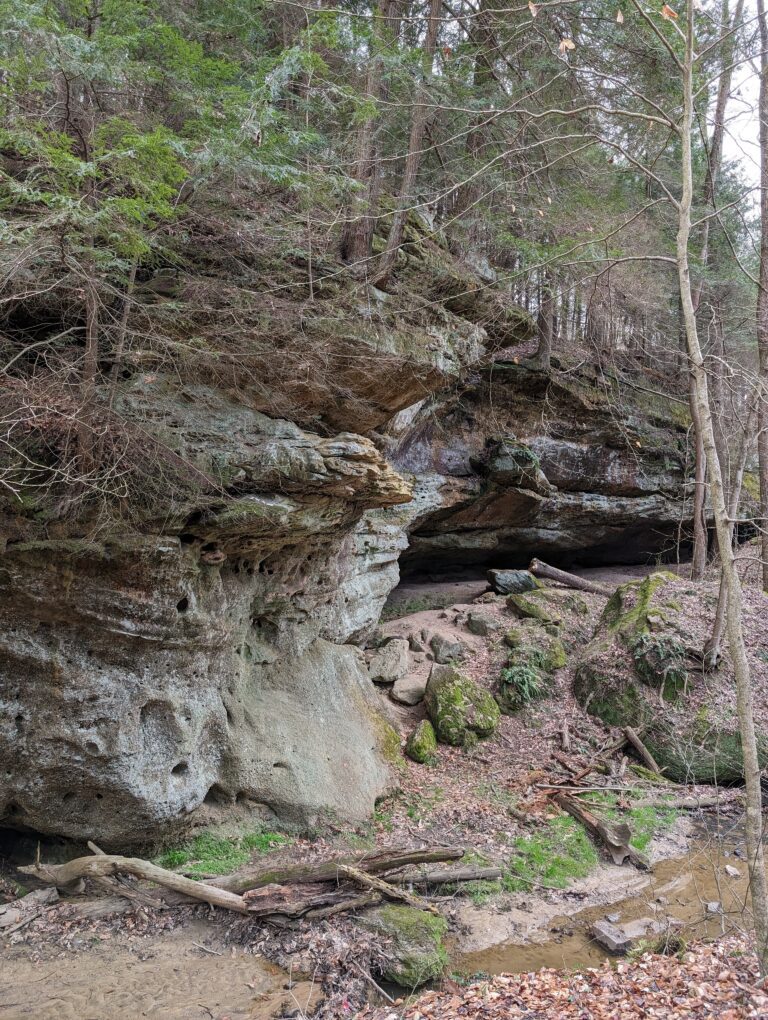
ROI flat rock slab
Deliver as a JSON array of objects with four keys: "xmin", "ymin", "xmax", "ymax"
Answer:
[{"xmin": 592, "ymin": 916, "xmax": 666, "ymax": 955}]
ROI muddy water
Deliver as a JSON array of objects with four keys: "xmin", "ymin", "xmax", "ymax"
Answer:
[{"xmin": 457, "ymin": 838, "xmax": 751, "ymax": 976}]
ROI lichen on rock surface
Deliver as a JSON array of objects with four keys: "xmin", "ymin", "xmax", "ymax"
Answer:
[{"xmin": 424, "ymin": 663, "xmax": 500, "ymax": 747}]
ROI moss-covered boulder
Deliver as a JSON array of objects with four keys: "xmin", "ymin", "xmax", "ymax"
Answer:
[
  {"xmin": 574, "ymin": 573, "xmax": 768, "ymax": 783},
  {"xmin": 497, "ymin": 621, "xmax": 567, "ymax": 713},
  {"xmin": 506, "ymin": 588, "xmax": 562, "ymax": 626},
  {"xmin": 406, "ymin": 720, "xmax": 438, "ymax": 764},
  {"xmin": 358, "ymin": 905, "xmax": 448, "ymax": 987},
  {"xmin": 424, "ymin": 664, "xmax": 500, "ymax": 747}
]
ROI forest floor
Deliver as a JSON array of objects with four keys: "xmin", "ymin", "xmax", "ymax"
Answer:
[
  {"xmin": 2, "ymin": 555, "xmax": 768, "ymax": 1018},
  {"xmin": 359, "ymin": 933, "xmax": 768, "ymax": 1019}
]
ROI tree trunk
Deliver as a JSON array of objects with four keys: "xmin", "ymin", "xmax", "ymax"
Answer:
[
  {"xmin": 530, "ymin": 268, "xmax": 554, "ymax": 369},
  {"xmin": 374, "ymin": 0, "xmax": 441, "ymax": 286},
  {"xmin": 758, "ymin": 0, "xmax": 768, "ymax": 592},
  {"xmin": 687, "ymin": 0, "xmax": 744, "ymax": 577},
  {"xmin": 340, "ymin": 0, "xmax": 396, "ymax": 268},
  {"xmin": 705, "ymin": 404, "xmax": 757, "ymax": 665},
  {"xmin": 677, "ymin": 2, "xmax": 768, "ymax": 971}
]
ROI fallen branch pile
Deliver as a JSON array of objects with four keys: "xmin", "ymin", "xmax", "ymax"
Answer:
[{"xmin": 19, "ymin": 844, "xmax": 469, "ymax": 925}]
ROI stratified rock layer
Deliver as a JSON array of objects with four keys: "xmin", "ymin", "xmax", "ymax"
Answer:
[{"xmin": 387, "ymin": 362, "xmax": 693, "ymax": 573}]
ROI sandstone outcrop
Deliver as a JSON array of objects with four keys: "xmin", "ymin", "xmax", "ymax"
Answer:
[
  {"xmin": 574, "ymin": 574, "xmax": 768, "ymax": 783},
  {"xmin": 0, "ymin": 393, "xmax": 412, "ymax": 847},
  {"xmin": 386, "ymin": 362, "xmax": 693, "ymax": 574}
]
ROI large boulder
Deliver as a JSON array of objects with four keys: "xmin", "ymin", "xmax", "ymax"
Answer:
[
  {"xmin": 574, "ymin": 573, "xmax": 768, "ymax": 783},
  {"xmin": 424, "ymin": 664, "xmax": 500, "ymax": 747}
]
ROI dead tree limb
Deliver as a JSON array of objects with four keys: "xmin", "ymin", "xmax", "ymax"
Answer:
[
  {"xmin": 210, "ymin": 846, "xmax": 464, "ymax": 894},
  {"xmin": 554, "ymin": 793, "xmax": 650, "ymax": 870},
  {"xmin": 337, "ymin": 865, "xmax": 441, "ymax": 915},
  {"xmin": 624, "ymin": 726, "xmax": 662, "ymax": 774},
  {"xmin": 633, "ymin": 791, "xmax": 743, "ymax": 810},
  {"xmin": 399, "ymin": 867, "xmax": 503, "ymax": 886},
  {"xmin": 528, "ymin": 559, "xmax": 611, "ymax": 596},
  {"xmin": 19, "ymin": 855, "xmax": 250, "ymax": 914}
]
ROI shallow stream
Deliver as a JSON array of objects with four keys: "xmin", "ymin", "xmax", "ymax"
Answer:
[{"xmin": 456, "ymin": 827, "xmax": 752, "ymax": 977}]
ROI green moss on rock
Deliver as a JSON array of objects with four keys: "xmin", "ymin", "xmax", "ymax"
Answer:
[
  {"xmin": 507, "ymin": 590, "xmax": 561, "ymax": 625},
  {"xmin": 498, "ymin": 622, "xmax": 567, "ymax": 713},
  {"xmin": 406, "ymin": 720, "xmax": 438, "ymax": 765},
  {"xmin": 359, "ymin": 905, "xmax": 448, "ymax": 987},
  {"xmin": 601, "ymin": 572, "xmax": 678, "ymax": 636},
  {"xmin": 424, "ymin": 664, "xmax": 500, "ymax": 746},
  {"xmin": 574, "ymin": 573, "xmax": 768, "ymax": 783}
]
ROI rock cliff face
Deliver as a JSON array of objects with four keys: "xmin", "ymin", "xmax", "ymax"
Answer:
[
  {"xmin": 0, "ymin": 392, "xmax": 413, "ymax": 847},
  {"xmin": 385, "ymin": 362, "xmax": 691, "ymax": 574},
  {"xmin": 0, "ymin": 204, "xmax": 693, "ymax": 846}
]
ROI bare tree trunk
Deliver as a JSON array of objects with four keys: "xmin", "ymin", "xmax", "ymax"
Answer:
[
  {"xmin": 678, "ymin": 3, "xmax": 768, "ymax": 971},
  {"xmin": 758, "ymin": 0, "xmax": 768, "ymax": 591},
  {"xmin": 374, "ymin": 0, "xmax": 441, "ymax": 286},
  {"xmin": 689, "ymin": 372, "xmax": 709, "ymax": 578},
  {"xmin": 706, "ymin": 405, "xmax": 758, "ymax": 665},
  {"xmin": 687, "ymin": 0, "xmax": 744, "ymax": 577},
  {"xmin": 340, "ymin": 0, "xmax": 395, "ymax": 268},
  {"xmin": 77, "ymin": 275, "xmax": 100, "ymax": 475},
  {"xmin": 530, "ymin": 268, "xmax": 554, "ymax": 369}
]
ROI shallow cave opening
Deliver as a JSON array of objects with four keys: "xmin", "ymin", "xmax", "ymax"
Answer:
[
  {"xmin": 385, "ymin": 525, "xmax": 695, "ymax": 617},
  {"xmin": 0, "ymin": 826, "xmax": 89, "ymax": 869},
  {"xmin": 397, "ymin": 529, "xmax": 694, "ymax": 582}
]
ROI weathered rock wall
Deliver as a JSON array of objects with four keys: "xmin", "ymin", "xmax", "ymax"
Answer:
[
  {"xmin": 0, "ymin": 391, "xmax": 413, "ymax": 847},
  {"xmin": 385, "ymin": 362, "xmax": 692, "ymax": 573}
]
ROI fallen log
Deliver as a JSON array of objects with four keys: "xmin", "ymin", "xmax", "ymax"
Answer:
[
  {"xmin": 633, "ymin": 791, "xmax": 743, "ymax": 811},
  {"xmin": 624, "ymin": 726, "xmax": 662, "ymax": 775},
  {"xmin": 399, "ymin": 867, "xmax": 503, "ymax": 886},
  {"xmin": 210, "ymin": 845, "xmax": 464, "ymax": 894},
  {"xmin": 528, "ymin": 559, "xmax": 611, "ymax": 596},
  {"xmin": 554, "ymin": 793, "xmax": 650, "ymax": 870},
  {"xmin": 244, "ymin": 881, "xmax": 380, "ymax": 920},
  {"xmin": 338, "ymin": 865, "xmax": 441, "ymax": 915},
  {"xmin": 19, "ymin": 855, "xmax": 250, "ymax": 914}
]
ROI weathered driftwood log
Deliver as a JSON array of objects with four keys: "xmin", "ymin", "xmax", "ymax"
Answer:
[
  {"xmin": 399, "ymin": 867, "xmax": 503, "ymax": 886},
  {"xmin": 337, "ymin": 864, "xmax": 440, "ymax": 915},
  {"xmin": 528, "ymin": 559, "xmax": 611, "ymax": 596},
  {"xmin": 210, "ymin": 845, "xmax": 464, "ymax": 894},
  {"xmin": 633, "ymin": 791, "xmax": 743, "ymax": 810},
  {"xmin": 554, "ymin": 793, "xmax": 650, "ymax": 870},
  {"xmin": 624, "ymin": 726, "xmax": 662, "ymax": 774},
  {"xmin": 19, "ymin": 855, "xmax": 250, "ymax": 914}
]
